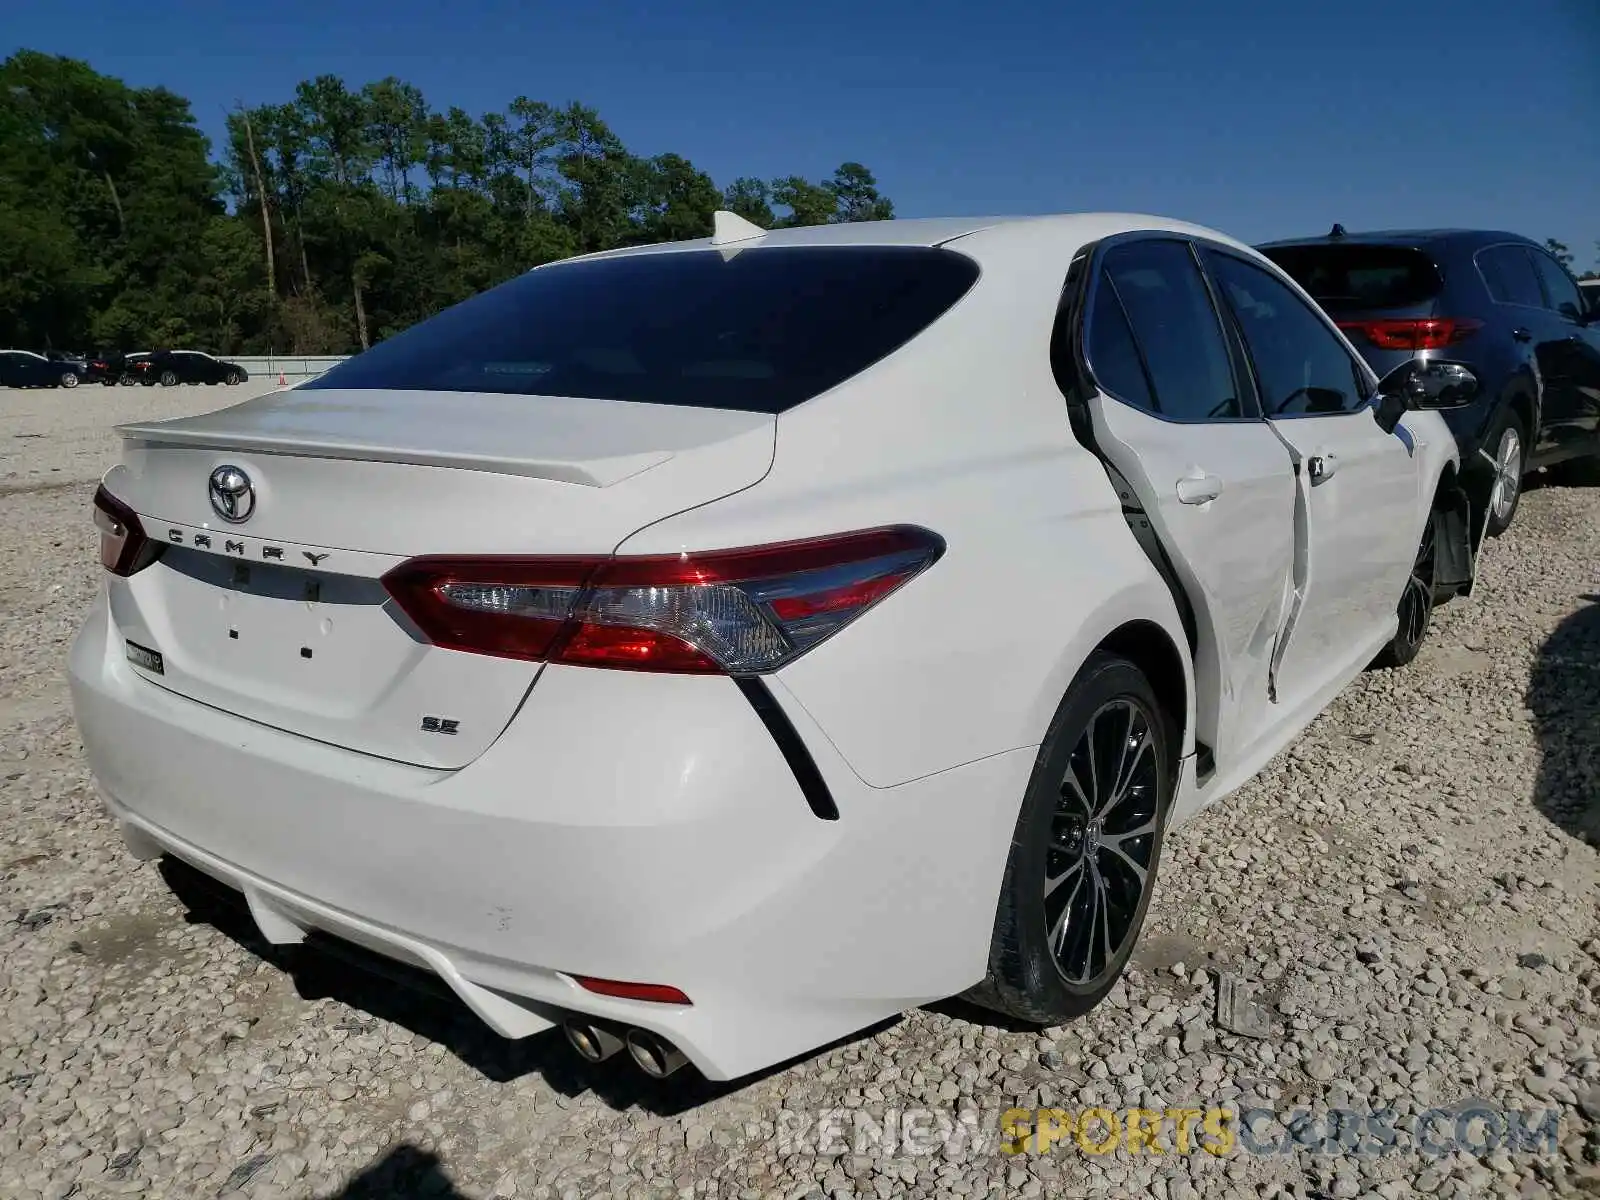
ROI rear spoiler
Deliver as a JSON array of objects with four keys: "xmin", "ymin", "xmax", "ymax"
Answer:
[{"xmin": 112, "ymin": 387, "xmax": 772, "ymax": 488}]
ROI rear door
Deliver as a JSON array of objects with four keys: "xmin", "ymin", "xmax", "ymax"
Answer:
[
  {"xmin": 1527, "ymin": 247, "xmax": 1600, "ymax": 449},
  {"xmin": 1202, "ymin": 248, "xmax": 1419, "ymax": 706},
  {"xmin": 1477, "ymin": 243, "xmax": 1580, "ymax": 458},
  {"xmin": 1074, "ymin": 236, "xmax": 1297, "ymax": 769}
]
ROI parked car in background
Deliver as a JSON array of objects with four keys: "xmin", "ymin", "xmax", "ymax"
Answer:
[
  {"xmin": 1259, "ymin": 228, "xmax": 1600, "ymax": 536},
  {"xmin": 0, "ymin": 349, "xmax": 88, "ymax": 388},
  {"xmin": 72, "ymin": 212, "xmax": 1470, "ymax": 1082},
  {"xmin": 83, "ymin": 351, "xmax": 138, "ymax": 386},
  {"xmin": 120, "ymin": 352, "xmax": 154, "ymax": 384},
  {"xmin": 141, "ymin": 349, "xmax": 249, "ymax": 386}
]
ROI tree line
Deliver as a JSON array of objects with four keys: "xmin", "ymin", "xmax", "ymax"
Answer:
[{"xmin": 0, "ymin": 50, "xmax": 896, "ymax": 355}]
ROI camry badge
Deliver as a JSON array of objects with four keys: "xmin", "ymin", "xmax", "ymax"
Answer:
[{"xmin": 208, "ymin": 465, "xmax": 255, "ymax": 523}]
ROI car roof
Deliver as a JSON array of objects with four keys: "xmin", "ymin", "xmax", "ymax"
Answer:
[
  {"xmin": 560, "ymin": 212, "xmax": 1263, "ymax": 264},
  {"xmin": 1259, "ymin": 228, "xmax": 1534, "ymax": 251}
]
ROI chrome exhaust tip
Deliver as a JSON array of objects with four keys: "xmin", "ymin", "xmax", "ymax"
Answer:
[
  {"xmin": 625, "ymin": 1028, "xmax": 688, "ymax": 1078},
  {"xmin": 563, "ymin": 1019, "xmax": 624, "ymax": 1063}
]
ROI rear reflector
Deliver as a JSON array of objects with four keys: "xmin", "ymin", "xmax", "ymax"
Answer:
[
  {"xmin": 382, "ymin": 525, "xmax": 945, "ymax": 674},
  {"xmin": 93, "ymin": 485, "xmax": 163, "ymax": 577},
  {"xmin": 571, "ymin": 975, "xmax": 692, "ymax": 1005},
  {"xmin": 1337, "ymin": 317, "xmax": 1482, "ymax": 351}
]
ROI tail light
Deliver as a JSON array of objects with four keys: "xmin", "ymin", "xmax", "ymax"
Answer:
[
  {"xmin": 382, "ymin": 525, "xmax": 945, "ymax": 674},
  {"xmin": 93, "ymin": 486, "xmax": 163, "ymax": 577},
  {"xmin": 1337, "ymin": 317, "xmax": 1482, "ymax": 351}
]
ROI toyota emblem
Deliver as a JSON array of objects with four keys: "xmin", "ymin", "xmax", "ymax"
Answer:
[{"xmin": 208, "ymin": 464, "xmax": 255, "ymax": 523}]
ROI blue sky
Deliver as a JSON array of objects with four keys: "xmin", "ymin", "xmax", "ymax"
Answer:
[{"xmin": 9, "ymin": 0, "xmax": 1599, "ymax": 265}]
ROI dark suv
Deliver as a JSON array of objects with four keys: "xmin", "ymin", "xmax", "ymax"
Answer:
[{"xmin": 1259, "ymin": 228, "xmax": 1600, "ymax": 536}]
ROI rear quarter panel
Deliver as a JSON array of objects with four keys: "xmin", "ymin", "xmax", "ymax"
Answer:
[{"xmin": 615, "ymin": 230, "xmax": 1195, "ymax": 789}]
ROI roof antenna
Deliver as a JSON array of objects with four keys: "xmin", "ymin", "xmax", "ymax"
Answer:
[
  {"xmin": 1329, "ymin": 223, "xmax": 1347, "ymax": 239},
  {"xmin": 711, "ymin": 209, "xmax": 767, "ymax": 246}
]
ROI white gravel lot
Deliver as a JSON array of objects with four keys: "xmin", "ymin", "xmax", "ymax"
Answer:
[{"xmin": 1, "ymin": 385, "xmax": 1597, "ymax": 1200}]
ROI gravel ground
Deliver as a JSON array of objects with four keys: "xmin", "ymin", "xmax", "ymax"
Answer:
[{"xmin": 1, "ymin": 386, "xmax": 1597, "ymax": 1200}]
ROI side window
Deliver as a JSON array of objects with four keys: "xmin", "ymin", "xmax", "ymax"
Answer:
[
  {"xmin": 1085, "ymin": 273, "xmax": 1155, "ymax": 411},
  {"xmin": 1094, "ymin": 239, "xmax": 1240, "ymax": 420},
  {"xmin": 1206, "ymin": 252, "xmax": 1367, "ymax": 417},
  {"xmin": 1529, "ymin": 251, "xmax": 1585, "ymax": 320},
  {"xmin": 1477, "ymin": 246, "xmax": 1544, "ymax": 308}
]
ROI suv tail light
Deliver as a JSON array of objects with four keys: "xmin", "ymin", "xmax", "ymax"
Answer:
[
  {"xmin": 93, "ymin": 486, "xmax": 163, "ymax": 576},
  {"xmin": 1337, "ymin": 317, "xmax": 1482, "ymax": 351},
  {"xmin": 382, "ymin": 526, "xmax": 945, "ymax": 674}
]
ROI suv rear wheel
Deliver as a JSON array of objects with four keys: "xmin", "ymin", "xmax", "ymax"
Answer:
[{"xmin": 968, "ymin": 652, "xmax": 1174, "ymax": 1024}]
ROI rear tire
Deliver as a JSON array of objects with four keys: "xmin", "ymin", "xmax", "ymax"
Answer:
[
  {"xmin": 1372, "ymin": 509, "xmax": 1437, "ymax": 669},
  {"xmin": 60, "ymin": 372, "xmax": 80, "ymax": 388},
  {"xmin": 159, "ymin": 370, "xmax": 178, "ymax": 387},
  {"xmin": 1484, "ymin": 411, "xmax": 1526, "ymax": 537},
  {"xmin": 967, "ymin": 652, "xmax": 1175, "ymax": 1024}
]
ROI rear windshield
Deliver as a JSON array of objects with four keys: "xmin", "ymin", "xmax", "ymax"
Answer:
[
  {"xmin": 1258, "ymin": 245, "xmax": 1443, "ymax": 309},
  {"xmin": 303, "ymin": 246, "xmax": 980, "ymax": 413}
]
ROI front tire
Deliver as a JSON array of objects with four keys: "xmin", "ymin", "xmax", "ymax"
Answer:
[
  {"xmin": 1372, "ymin": 509, "xmax": 1437, "ymax": 669},
  {"xmin": 60, "ymin": 372, "xmax": 80, "ymax": 388},
  {"xmin": 968, "ymin": 652, "xmax": 1174, "ymax": 1024},
  {"xmin": 1484, "ymin": 411, "xmax": 1525, "ymax": 537},
  {"xmin": 225, "ymin": 370, "xmax": 241, "ymax": 385},
  {"xmin": 159, "ymin": 370, "xmax": 179, "ymax": 387}
]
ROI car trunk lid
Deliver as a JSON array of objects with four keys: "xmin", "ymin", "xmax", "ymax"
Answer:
[{"xmin": 104, "ymin": 388, "xmax": 775, "ymax": 768}]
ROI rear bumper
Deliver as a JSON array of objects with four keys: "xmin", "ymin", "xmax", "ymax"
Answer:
[{"xmin": 68, "ymin": 591, "xmax": 1031, "ymax": 1079}]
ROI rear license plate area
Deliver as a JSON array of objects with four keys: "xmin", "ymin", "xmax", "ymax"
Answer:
[{"xmin": 125, "ymin": 639, "xmax": 165, "ymax": 674}]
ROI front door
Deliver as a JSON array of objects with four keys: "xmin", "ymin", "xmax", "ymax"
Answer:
[
  {"xmin": 1202, "ymin": 249, "xmax": 1420, "ymax": 711},
  {"xmin": 1074, "ymin": 236, "xmax": 1297, "ymax": 772}
]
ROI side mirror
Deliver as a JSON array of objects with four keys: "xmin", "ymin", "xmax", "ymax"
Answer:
[
  {"xmin": 1379, "ymin": 361, "xmax": 1480, "ymax": 411},
  {"xmin": 1373, "ymin": 387, "xmax": 1412, "ymax": 435}
]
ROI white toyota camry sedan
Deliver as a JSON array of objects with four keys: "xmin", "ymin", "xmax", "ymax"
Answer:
[{"xmin": 70, "ymin": 212, "xmax": 1476, "ymax": 1081}]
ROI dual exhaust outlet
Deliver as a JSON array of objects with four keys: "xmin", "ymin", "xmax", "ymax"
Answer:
[{"xmin": 563, "ymin": 1018, "xmax": 688, "ymax": 1078}]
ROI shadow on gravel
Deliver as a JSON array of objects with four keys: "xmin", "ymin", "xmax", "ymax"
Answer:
[
  {"xmin": 1526, "ymin": 592, "xmax": 1600, "ymax": 845},
  {"xmin": 316, "ymin": 1145, "xmax": 473, "ymax": 1198},
  {"xmin": 157, "ymin": 856, "xmax": 890, "ymax": 1115}
]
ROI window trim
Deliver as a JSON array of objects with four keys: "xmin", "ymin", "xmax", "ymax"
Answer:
[
  {"xmin": 1526, "ymin": 246, "xmax": 1587, "ymax": 323},
  {"xmin": 1198, "ymin": 242, "xmax": 1381, "ymax": 423},
  {"xmin": 1077, "ymin": 231, "xmax": 1262, "ymax": 425},
  {"xmin": 1473, "ymin": 242, "xmax": 1548, "ymax": 313}
]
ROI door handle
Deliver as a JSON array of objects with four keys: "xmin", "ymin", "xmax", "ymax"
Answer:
[
  {"xmin": 1176, "ymin": 473, "xmax": 1224, "ymax": 505},
  {"xmin": 1512, "ymin": 328, "xmax": 1533, "ymax": 343},
  {"xmin": 1307, "ymin": 452, "xmax": 1338, "ymax": 482}
]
